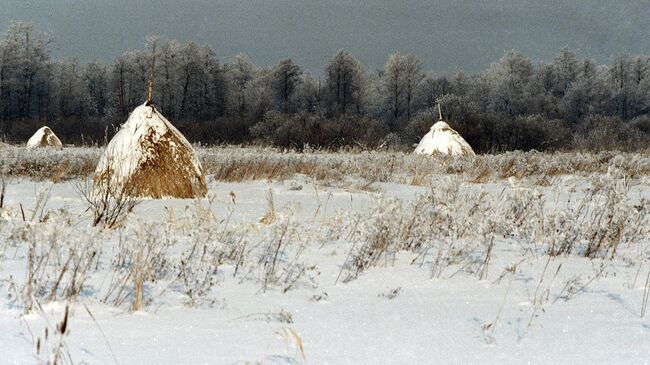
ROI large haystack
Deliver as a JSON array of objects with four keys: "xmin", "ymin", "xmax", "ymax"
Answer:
[
  {"xmin": 26, "ymin": 126, "xmax": 63, "ymax": 150},
  {"xmin": 94, "ymin": 102, "xmax": 207, "ymax": 199},
  {"xmin": 414, "ymin": 120, "xmax": 475, "ymax": 157}
]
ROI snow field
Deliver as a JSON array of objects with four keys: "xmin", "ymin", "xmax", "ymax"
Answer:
[{"xmin": 0, "ymin": 154, "xmax": 649, "ymax": 364}]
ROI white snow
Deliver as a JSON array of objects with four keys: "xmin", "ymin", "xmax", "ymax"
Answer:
[
  {"xmin": 95, "ymin": 102, "xmax": 204, "ymax": 187},
  {"xmin": 414, "ymin": 121, "xmax": 475, "ymax": 156},
  {"xmin": 26, "ymin": 126, "xmax": 63, "ymax": 150},
  {"xmin": 0, "ymin": 170, "xmax": 648, "ymax": 364}
]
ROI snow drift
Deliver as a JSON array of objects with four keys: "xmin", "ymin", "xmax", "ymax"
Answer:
[
  {"xmin": 26, "ymin": 126, "xmax": 63, "ymax": 150},
  {"xmin": 414, "ymin": 121, "xmax": 475, "ymax": 157},
  {"xmin": 94, "ymin": 103, "xmax": 207, "ymax": 199}
]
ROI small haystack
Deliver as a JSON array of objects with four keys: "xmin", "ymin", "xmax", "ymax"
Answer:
[
  {"xmin": 26, "ymin": 127, "xmax": 63, "ymax": 150},
  {"xmin": 94, "ymin": 102, "xmax": 207, "ymax": 199},
  {"xmin": 414, "ymin": 106, "xmax": 475, "ymax": 157}
]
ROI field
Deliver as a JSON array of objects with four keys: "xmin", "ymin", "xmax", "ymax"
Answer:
[{"xmin": 1, "ymin": 146, "xmax": 649, "ymax": 364}]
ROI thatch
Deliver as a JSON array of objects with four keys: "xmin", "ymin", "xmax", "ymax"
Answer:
[
  {"xmin": 94, "ymin": 103, "xmax": 207, "ymax": 199},
  {"xmin": 414, "ymin": 121, "xmax": 475, "ymax": 157},
  {"xmin": 26, "ymin": 126, "xmax": 63, "ymax": 150}
]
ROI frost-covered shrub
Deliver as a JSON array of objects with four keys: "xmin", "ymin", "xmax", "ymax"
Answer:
[
  {"xmin": 340, "ymin": 179, "xmax": 498, "ymax": 281},
  {"xmin": 4, "ymin": 208, "xmax": 102, "ymax": 312},
  {"xmin": 554, "ymin": 175, "xmax": 648, "ymax": 258},
  {"xmin": 169, "ymin": 203, "xmax": 250, "ymax": 306},
  {"xmin": 575, "ymin": 115, "xmax": 650, "ymax": 152},
  {"xmin": 103, "ymin": 222, "xmax": 175, "ymax": 310},
  {"xmin": 340, "ymin": 174, "xmax": 649, "ymax": 282},
  {"xmin": 77, "ymin": 175, "xmax": 140, "ymax": 229}
]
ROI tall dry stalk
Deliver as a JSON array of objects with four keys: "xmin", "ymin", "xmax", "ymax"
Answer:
[
  {"xmin": 0, "ymin": 174, "xmax": 5, "ymax": 208},
  {"xmin": 77, "ymin": 158, "xmax": 140, "ymax": 229},
  {"xmin": 642, "ymin": 268, "xmax": 650, "ymax": 318}
]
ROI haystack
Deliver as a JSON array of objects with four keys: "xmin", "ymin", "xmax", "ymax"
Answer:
[
  {"xmin": 414, "ymin": 107, "xmax": 475, "ymax": 157},
  {"xmin": 94, "ymin": 102, "xmax": 207, "ymax": 199},
  {"xmin": 26, "ymin": 126, "xmax": 63, "ymax": 150}
]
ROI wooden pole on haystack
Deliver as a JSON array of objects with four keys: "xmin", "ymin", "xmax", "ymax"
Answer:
[
  {"xmin": 437, "ymin": 103, "xmax": 443, "ymax": 121},
  {"xmin": 146, "ymin": 42, "xmax": 157, "ymax": 106}
]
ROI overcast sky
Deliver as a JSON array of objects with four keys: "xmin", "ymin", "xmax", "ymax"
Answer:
[{"xmin": 1, "ymin": 0, "xmax": 649, "ymax": 75}]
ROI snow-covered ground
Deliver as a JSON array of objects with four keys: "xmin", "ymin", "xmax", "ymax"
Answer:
[{"xmin": 0, "ymin": 169, "xmax": 649, "ymax": 364}]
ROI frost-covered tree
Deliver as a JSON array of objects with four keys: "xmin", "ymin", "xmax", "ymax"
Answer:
[
  {"xmin": 84, "ymin": 61, "xmax": 108, "ymax": 117},
  {"xmin": 0, "ymin": 22, "xmax": 52, "ymax": 120},
  {"xmin": 527, "ymin": 63, "xmax": 561, "ymax": 117},
  {"xmin": 225, "ymin": 54, "xmax": 256, "ymax": 117},
  {"xmin": 292, "ymin": 73, "xmax": 320, "ymax": 113},
  {"xmin": 55, "ymin": 58, "xmax": 94, "ymax": 118},
  {"xmin": 109, "ymin": 50, "xmax": 148, "ymax": 118},
  {"xmin": 245, "ymin": 68, "xmax": 275, "ymax": 119},
  {"xmin": 382, "ymin": 52, "xmax": 424, "ymax": 124},
  {"xmin": 384, "ymin": 52, "xmax": 404, "ymax": 121},
  {"xmin": 551, "ymin": 48, "xmax": 578, "ymax": 98},
  {"xmin": 0, "ymin": 21, "xmax": 647, "ymax": 150},
  {"xmin": 323, "ymin": 50, "xmax": 366, "ymax": 117},
  {"xmin": 449, "ymin": 71, "xmax": 470, "ymax": 97},
  {"xmin": 414, "ymin": 75, "xmax": 452, "ymax": 111},
  {"xmin": 485, "ymin": 50, "xmax": 534, "ymax": 117},
  {"xmin": 176, "ymin": 42, "xmax": 225, "ymax": 119},
  {"xmin": 155, "ymin": 39, "xmax": 181, "ymax": 117},
  {"xmin": 270, "ymin": 58, "xmax": 302, "ymax": 113},
  {"xmin": 610, "ymin": 56, "xmax": 631, "ymax": 120}
]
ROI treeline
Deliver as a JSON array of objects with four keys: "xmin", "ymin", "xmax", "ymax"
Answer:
[{"xmin": 0, "ymin": 22, "xmax": 649, "ymax": 152}]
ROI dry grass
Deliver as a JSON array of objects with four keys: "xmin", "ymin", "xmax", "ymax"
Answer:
[
  {"xmin": 0, "ymin": 174, "xmax": 5, "ymax": 208},
  {"xmin": 276, "ymin": 327, "xmax": 307, "ymax": 364},
  {"xmin": 3, "ymin": 146, "xmax": 649, "ymax": 185},
  {"xmin": 204, "ymin": 148, "xmax": 650, "ymax": 186},
  {"xmin": 210, "ymin": 157, "xmax": 342, "ymax": 183},
  {"xmin": 642, "ymin": 268, "xmax": 650, "ymax": 318},
  {"xmin": 33, "ymin": 304, "xmax": 73, "ymax": 365},
  {"xmin": 0, "ymin": 146, "xmax": 99, "ymax": 181}
]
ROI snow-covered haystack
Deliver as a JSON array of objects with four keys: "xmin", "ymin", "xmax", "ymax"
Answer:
[
  {"xmin": 414, "ymin": 120, "xmax": 475, "ymax": 157},
  {"xmin": 94, "ymin": 102, "xmax": 207, "ymax": 199},
  {"xmin": 26, "ymin": 127, "xmax": 63, "ymax": 150}
]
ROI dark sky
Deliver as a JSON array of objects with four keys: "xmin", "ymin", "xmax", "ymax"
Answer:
[{"xmin": 1, "ymin": 0, "xmax": 649, "ymax": 75}]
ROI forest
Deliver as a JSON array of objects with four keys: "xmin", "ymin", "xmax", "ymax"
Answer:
[{"xmin": 0, "ymin": 22, "xmax": 648, "ymax": 152}]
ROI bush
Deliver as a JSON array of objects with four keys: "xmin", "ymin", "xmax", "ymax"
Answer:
[
  {"xmin": 575, "ymin": 115, "xmax": 650, "ymax": 151},
  {"xmin": 630, "ymin": 115, "xmax": 650, "ymax": 137},
  {"xmin": 490, "ymin": 115, "xmax": 571, "ymax": 152},
  {"xmin": 176, "ymin": 117, "xmax": 257, "ymax": 145},
  {"xmin": 251, "ymin": 111, "xmax": 390, "ymax": 150}
]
